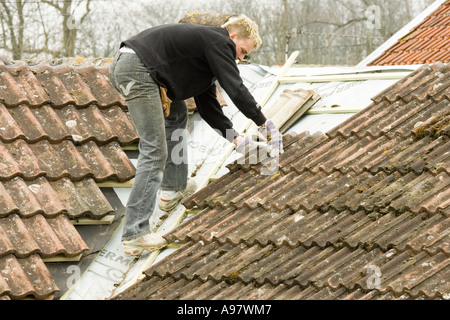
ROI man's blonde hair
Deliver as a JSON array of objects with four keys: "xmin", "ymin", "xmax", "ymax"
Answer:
[{"xmin": 222, "ymin": 14, "xmax": 262, "ymax": 50}]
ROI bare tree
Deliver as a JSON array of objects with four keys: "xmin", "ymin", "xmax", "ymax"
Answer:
[
  {"xmin": 280, "ymin": 0, "xmax": 434, "ymax": 65},
  {"xmin": 0, "ymin": 0, "xmax": 437, "ymax": 65},
  {"xmin": 0, "ymin": 0, "xmax": 26, "ymax": 59},
  {"xmin": 41, "ymin": 0, "xmax": 92, "ymax": 57}
]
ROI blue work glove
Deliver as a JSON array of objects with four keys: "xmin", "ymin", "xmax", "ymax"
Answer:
[{"xmin": 258, "ymin": 119, "xmax": 284, "ymax": 157}]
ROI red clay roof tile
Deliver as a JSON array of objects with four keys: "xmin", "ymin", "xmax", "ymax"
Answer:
[
  {"xmin": 0, "ymin": 254, "xmax": 59, "ymax": 299},
  {"xmin": 0, "ymin": 60, "xmax": 136, "ymax": 299},
  {"xmin": 370, "ymin": 1, "xmax": 450, "ymax": 65}
]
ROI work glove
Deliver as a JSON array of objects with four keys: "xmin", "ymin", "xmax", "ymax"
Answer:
[
  {"xmin": 258, "ymin": 119, "xmax": 284, "ymax": 157},
  {"xmin": 234, "ymin": 135, "xmax": 271, "ymax": 157},
  {"xmin": 159, "ymin": 86, "xmax": 171, "ymax": 117},
  {"xmin": 234, "ymin": 134, "xmax": 280, "ymax": 175}
]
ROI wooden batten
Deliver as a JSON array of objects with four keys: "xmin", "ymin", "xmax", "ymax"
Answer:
[
  {"xmin": 43, "ymin": 253, "xmax": 83, "ymax": 263},
  {"xmin": 97, "ymin": 178, "xmax": 134, "ymax": 188},
  {"xmin": 71, "ymin": 214, "xmax": 116, "ymax": 225}
]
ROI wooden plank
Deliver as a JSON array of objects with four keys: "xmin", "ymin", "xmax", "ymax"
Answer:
[
  {"xmin": 132, "ymin": 250, "xmax": 161, "ymax": 283},
  {"xmin": 185, "ymin": 208, "xmax": 202, "ymax": 215},
  {"xmin": 71, "ymin": 214, "xmax": 116, "ymax": 225},
  {"xmin": 166, "ymin": 243, "xmax": 183, "ymax": 249},
  {"xmin": 244, "ymin": 51, "xmax": 301, "ymax": 137},
  {"xmin": 121, "ymin": 144, "xmax": 139, "ymax": 151},
  {"xmin": 307, "ymin": 106, "xmax": 365, "ymax": 114},
  {"xmin": 279, "ymin": 71, "xmax": 411, "ymax": 83},
  {"xmin": 259, "ymin": 51, "xmax": 300, "ymax": 107},
  {"xmin": 43, "ymin": 253, "xmax": 83, "ymax": 263},
  {"xmin": 208, "ymin": 175, "xmax": 221, "ymax": 182},
  {"xmin": 97, "ymin": 179, "xmax": 134, "ymax": 188}
]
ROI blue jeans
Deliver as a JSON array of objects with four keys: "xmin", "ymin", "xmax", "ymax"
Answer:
[{"xmin": 109, "ymin": 51, "xmax": 188, "ymax": 241}]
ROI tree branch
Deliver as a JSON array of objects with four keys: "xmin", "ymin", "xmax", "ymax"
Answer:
[
  {"xmin": 41, "ymin": 0, "xmax": 62, "ymax": 12},
  {"xmin": 80, "ymin": 0, "xmax": 92, "ymax": 24},
  {"xmin": 37, "ymin": 1, "xmax": 50, "ymax": 49},
  {"xmin": 298, "ymin": 17, "xmax": 366, "ymax": 30}
]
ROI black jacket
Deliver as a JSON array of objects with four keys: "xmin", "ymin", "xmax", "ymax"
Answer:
[{"xmin": 122, "ymin": 23, "xmax": 266, "ymax": 141}]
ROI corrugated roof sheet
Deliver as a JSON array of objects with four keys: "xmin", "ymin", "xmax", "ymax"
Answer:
[
  {"xmin": 369, "ymin": 0, "xmax": 450, "ymax": 65},
  {"xmin": 0, "ymin": 59, "xmax": 137, "ymax": 299},
  {"xmin": 114, "ymin": 62, "xmax": 450, "ymax": 300}
]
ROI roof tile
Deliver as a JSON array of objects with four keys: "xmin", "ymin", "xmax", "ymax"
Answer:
[
  {"xmin": 370, "ymin": 1, "xmax": 450, "ymax": 65},
  {"xmin": 0, "ymin": 139, "xmax": 135, "ymax": 183},
  {"xmin": 0, "ymin": 254, "xmax": 59, "ymax": 299},
  {"xmin": 0, "ymin": 60, "xmax": 136, "ymax": 299},
  {"xmin": 114, "ymin": 62, "xmax": 450, "ymax": 300}
]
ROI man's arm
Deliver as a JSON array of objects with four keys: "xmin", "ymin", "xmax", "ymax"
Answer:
[
  {"xmin": 194, "ymin": 84, "xmax": 239, "ymax": 142},
  {"xmin": 204, "ymin": 41, "xmax": 266, "ymax": 127}
]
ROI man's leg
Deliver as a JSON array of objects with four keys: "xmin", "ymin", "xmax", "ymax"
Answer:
[
  {"xmin": 111, "ymin": 53, "xmax": 167, "ymax": 241},
  {"xmin": 161, "ymin": 100, "xmax": 189, "ymax": 191},
  {"xmin": 158, "ymin": 100, "xmax": 196, "ymax": 212}
]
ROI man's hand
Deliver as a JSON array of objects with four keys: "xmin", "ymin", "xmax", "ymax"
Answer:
[
  {"xmin": 234, "ymin": 135, "xmax": 271, "ymax": 156},
  {"xmin": 234, "ymin": 132, "xmax": 281, "ymax": 175},
  {"xmin": 258, "ymin": 119, "xmax": 283, "ymax": 156},
  {"xmin": 233, "ymin": 135, "xmax": 245, "ymax": 148}
]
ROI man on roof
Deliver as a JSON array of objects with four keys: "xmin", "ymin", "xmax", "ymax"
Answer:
[{"xmin": 109, "ymin": 14, "xmax": 283, "ymax": 256}]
